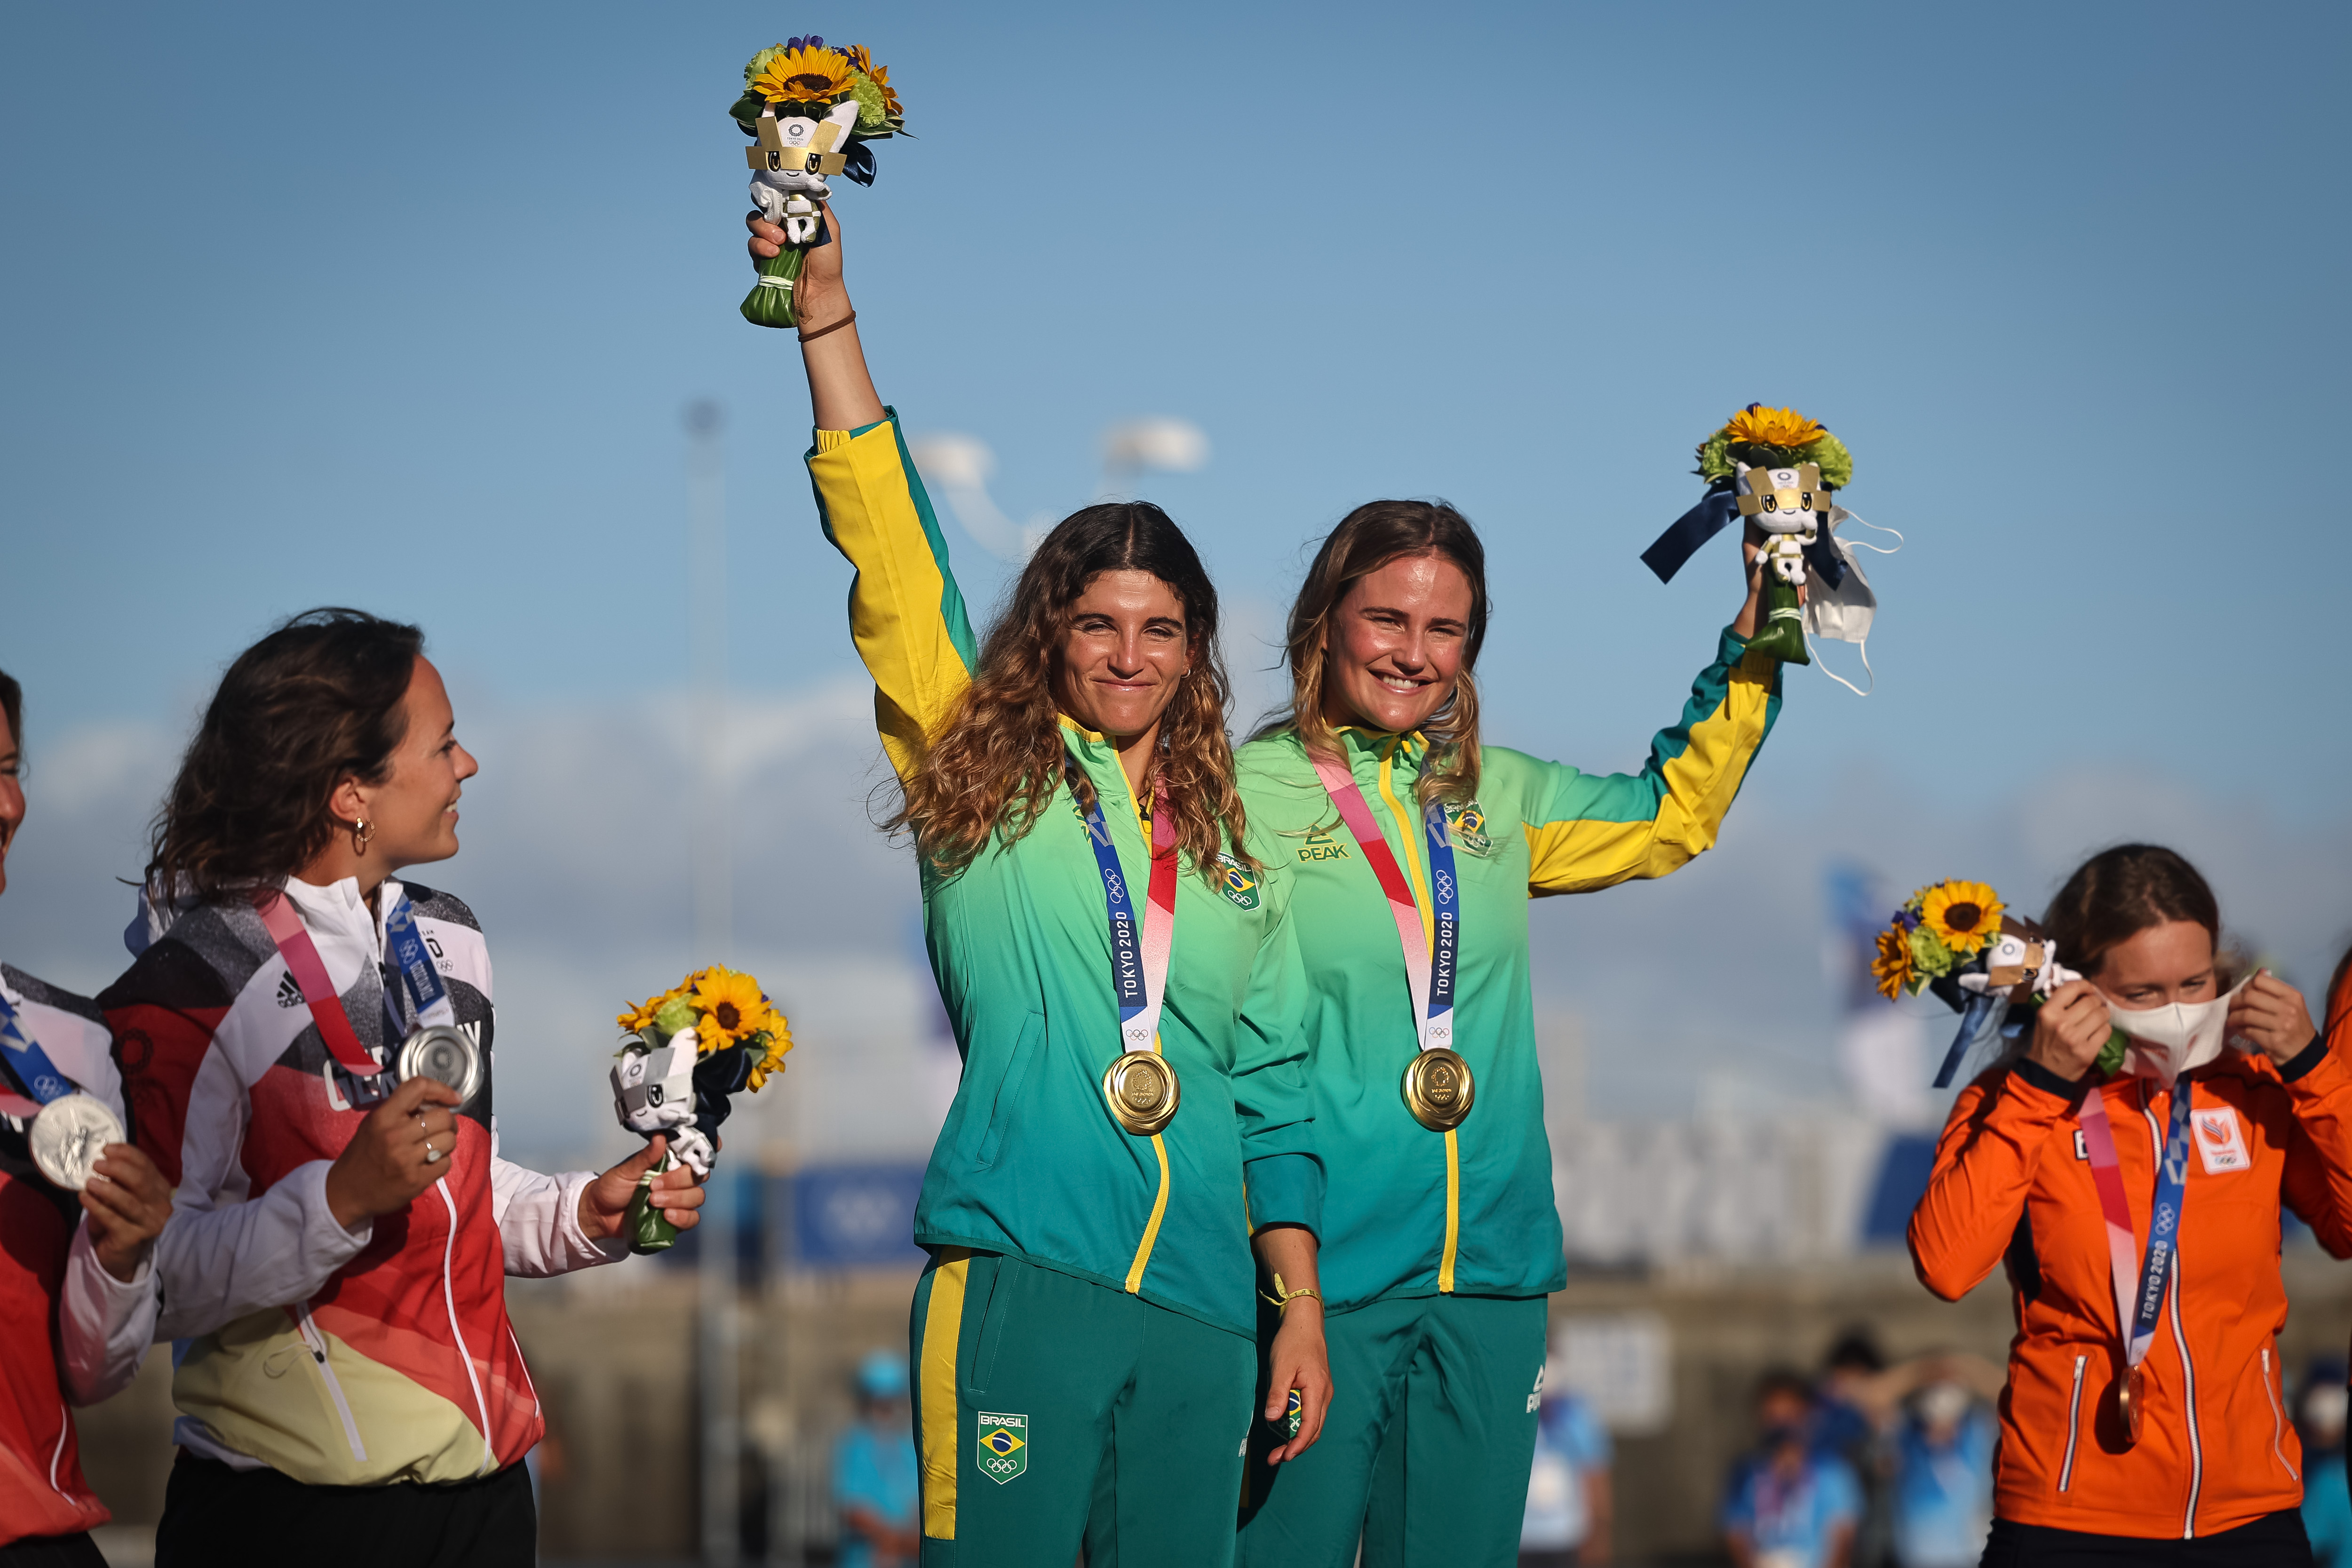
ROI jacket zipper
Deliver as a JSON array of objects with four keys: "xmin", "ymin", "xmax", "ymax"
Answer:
[
  {"xmin": 436, "ymin": 1179, "xmax": 497, "ymax": 1474},
  {"xmin": 2262, "ymin": 1347, "xmax": 2299, "ymax": 1481},
  {"xmin": 2059, "ymin": 1353, "xmax": 2087, "ymax": 1492},
  {"xmin": 294, "ymin": 1302, "xmax": 367, "ymax": 1462},
  {"xmin": 2147, "ymin": 1095, "xmax": 2202, "ymax": 1538}
]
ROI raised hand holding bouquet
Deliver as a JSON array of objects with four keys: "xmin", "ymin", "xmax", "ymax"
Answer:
[
  {"xmin": 1871, "ymin": 880, "xmax": 2086, "ymax": 1087},
  {"xmin": 611, "ymin": 967, "xmax": 793, "ymax": 1252},
  {"xmin": 1643, "ymin": 404, "xmax": 1900, "ymax": 692},
  {"xmin": 730, "ymin": 36, "xmax": 906, "ymax": 328}
]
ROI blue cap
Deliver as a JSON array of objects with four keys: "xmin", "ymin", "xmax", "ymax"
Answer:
[{"xmin": 857, "ymin": 1350, "xmax": 909, "ymax": 1400}]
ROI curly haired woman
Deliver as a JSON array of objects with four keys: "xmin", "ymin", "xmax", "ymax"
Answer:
[{"xmin": 748, "ymin": 204, "xmax": 1329, "ymax": 1568}]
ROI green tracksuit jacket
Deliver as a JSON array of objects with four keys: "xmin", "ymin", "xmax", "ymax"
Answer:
[
  {"xmin": 1232, "ymin": 629, "xmax": 1781, "ymax": 1308},
  {"xmin": 803, "ymin": 412, "xmax": 1320, "ymax": 1340}
]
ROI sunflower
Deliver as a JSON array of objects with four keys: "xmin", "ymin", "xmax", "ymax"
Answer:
[
  {"xmin": 618, "ymin": 986, "xmax": 682, "ymax": 1035},
  {"xmin": 690, "ymin": 967, "xmax": 770, "ymax": 1051},
  {"xmin": 744, "ymin": 1011, "xmax": 795, "ymax": 1090},
  {"xmin": 1921, "ymin": 880, "xmax": 2003, "ymax": 955},
  {"xmin": 749, "ymin": 45, "xmax": 857, "ymax": 105},
  {"xmin": 1719, "ymin": 404, "xmax": 1828, "ymax": 450},
  {"xmin": 1871, "ymin": 926, "xmax": 1916, "ymax": 1000}
]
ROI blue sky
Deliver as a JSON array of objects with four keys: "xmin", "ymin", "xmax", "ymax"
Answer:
[{"xmin": 4, "ymin": 1, "xmax": 2347, "ymax": 1156}]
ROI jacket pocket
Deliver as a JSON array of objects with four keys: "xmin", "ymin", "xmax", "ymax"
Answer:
[
  {"xmin": 974, "ymin": 1011, "xmax": 1045, "ymax": 1171},
  {"xmin": 2058, "ymin": 1352, "xmax": 2087, "ymax": 1493}
]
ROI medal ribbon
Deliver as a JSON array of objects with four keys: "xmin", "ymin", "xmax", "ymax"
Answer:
[
  {"xmin": 1308, "ymin": 740, "xmax": 1458, "ymax": 1052},
  {"xmin": 253, "ymin": 889, "xmax": 386, "ymax": 1077},
  {"xmin": 381, "ymin": 895, "xmax": 457, "ymax": 1031},
  {"xmin": 1072, "ymin": 765, "xmax": 1178, "ymax": 1056},
  {"xmin": 0, "ymin": 990, "xmax": 76, "ymax": 1116},
  {"xmin": 2075, "ymin": 1078, "xmax": 2197, "ymax": 1369}
]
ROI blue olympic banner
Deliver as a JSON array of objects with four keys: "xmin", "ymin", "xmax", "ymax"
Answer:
[{"xmin": 785, "ymin": 1162, "xmax": 928, "ymax": 1269}]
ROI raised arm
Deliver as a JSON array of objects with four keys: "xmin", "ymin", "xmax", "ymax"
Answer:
[
  {"xmin": 1519, "ymin": 628, "xmax": 1781, "ymax": 896},
  {"xmin": 756, "ymin": 206, "xmax": 978, "ymax": 779}
]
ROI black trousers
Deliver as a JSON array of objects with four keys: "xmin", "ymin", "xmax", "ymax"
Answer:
[
  {"xmin": 0, "ymin": 1536, "xmax": 108, "ymax": 1568},
  {"xmin": 1981, "ymin": 1509, "xmax": 2314, "ymax": 1567},
  {"xmin": 155, "ymin": 1452, "xmax": 535, "ymax": 1568}
]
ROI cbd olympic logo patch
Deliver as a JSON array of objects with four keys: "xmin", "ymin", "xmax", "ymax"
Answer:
[
  {"xmin": 977, "ymin": 1412, "xmax": 1028, "ymax": 1482},
  {"xmin": 1217, "ymin": 853, "xmax": 1262, "ymax": 910}
]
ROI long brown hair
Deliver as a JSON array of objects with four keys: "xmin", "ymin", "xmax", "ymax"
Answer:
[
  {"xmin": 2042, "ymin": 844, "xmax": 2222, "ymax": 979},
  {"xmin": 147, "ymin": 608, "xmax": 425, "ymax": 902},
  {"xmin": 1255, "ymin": 499, "xmax": 1490, "ymax": 804},
  {"xmin": 892, "ymin": 503, "xmax": 1248, "ymax": 879}
]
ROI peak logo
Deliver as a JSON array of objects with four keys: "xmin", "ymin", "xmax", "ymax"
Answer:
[{"xmin": 1296, "ymin": 828, "xmax": 1351, "ymax": 864}]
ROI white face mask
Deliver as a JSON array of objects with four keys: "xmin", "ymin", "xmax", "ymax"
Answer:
[{"xmin": 2105, "ymin": 977, "xmax": 2249, "ymax": 1083}]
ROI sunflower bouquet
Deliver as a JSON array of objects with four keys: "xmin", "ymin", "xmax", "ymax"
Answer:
[
  {"xmin": 610, "ymin": 967, "xmax": 793, "ymax": 1253},
  {"xmin": 730, "ymin": 35, "xmax": 907, "ymax": 328},
  {"xmin": 1642, "ymin": 404, "xmax": 1898, "ymax": 690},
  {"xmin": 1870, "ymin": 881, "xmax": 2091, "ymax": 1087}
]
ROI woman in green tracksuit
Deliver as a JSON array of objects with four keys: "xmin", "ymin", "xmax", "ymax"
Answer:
[
  {"xmin": 1232, "ymin": 500, "xmax": 1785, "ymax": 1567},
  {"xmin": 752, "ymin": 205, "xmax": 1331, "ymax": 1568}
]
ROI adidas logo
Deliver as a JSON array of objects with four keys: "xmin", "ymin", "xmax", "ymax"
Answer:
[{"xmin": 275, "ymin": 972, "xmax": 305, "ymax": 1009}]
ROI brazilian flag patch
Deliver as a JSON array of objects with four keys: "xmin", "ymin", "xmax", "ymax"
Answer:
[
  {"xmin": 1216, "ymin": 853, "xmax": 1262, "ymax": 910},
  {"xmin": 977, "ymin": 1412, "xmax": 1028, "ymax": 1483}
]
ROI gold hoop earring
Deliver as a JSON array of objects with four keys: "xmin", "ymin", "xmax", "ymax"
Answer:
[{"xmin": 351, "ymin": 818, "xmax": 375, "ymax": 855}]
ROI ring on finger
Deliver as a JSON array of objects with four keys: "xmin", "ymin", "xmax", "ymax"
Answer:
[{"xmin": 423, "ymin": 1138, "xmax": 444, "ymax": 1164}]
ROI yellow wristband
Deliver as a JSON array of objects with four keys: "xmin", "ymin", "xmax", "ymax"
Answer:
[{"xmin": 1260, "ymin": 1273, "xmax": 1323, "ymax": 1311}]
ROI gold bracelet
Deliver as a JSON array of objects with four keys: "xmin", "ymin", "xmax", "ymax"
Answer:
[
  {"xmin": 797, "ymin": 310, "xmax": 858, "ymax": 344},
  {"xmin": 1260, "ymin": 1273, "xmax": 1323, "ymax": 1311}
]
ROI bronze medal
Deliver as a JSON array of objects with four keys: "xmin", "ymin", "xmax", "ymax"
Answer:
[
  {"xmin": 1102, "ymin": 1052, "xmax": 1180, "ymax": 1136},
  {"xmin": 1401, "ymin": 1047, "xmax": 1475, "ymax": 1131},
  {"xmin": 2114, "ymin": 1363, "xmax": 2145, "ymax": 1449}
]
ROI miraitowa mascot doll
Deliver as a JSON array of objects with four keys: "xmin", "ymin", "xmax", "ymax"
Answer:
[
  {"xmin": 727, "ymin": 36, "xmax": 906, "ymax": 329},
  {"xmin": 1641, "ymin": 405, "xmax": 1899, "ymax": 693}
]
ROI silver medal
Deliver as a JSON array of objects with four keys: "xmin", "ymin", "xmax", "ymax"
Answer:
[
  {"xmin": 397, "ymin": 1025, "xmax": 482, "ymax": 1104},
  {"xmin": 29, "ymin": 1092, "xmax": 125, "ymax": 1191}
]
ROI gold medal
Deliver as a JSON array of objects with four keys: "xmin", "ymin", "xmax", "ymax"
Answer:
[
  {"xmin": 1102, "ymin": 1052, "xmax": 1180, "ymax": 1136},
  {"xmin": 2114, "ymin": 1363, "xmax": 2145, "ymax": 1449},
  {"xmin": 1401, "ymin": 1047, "xmax": 1475, "ymax": 1131}
]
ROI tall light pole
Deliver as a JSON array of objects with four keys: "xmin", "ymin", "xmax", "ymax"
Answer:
[{"xmin": 685, "ymin": 398, "xmax": 740, "ymax": 1568}]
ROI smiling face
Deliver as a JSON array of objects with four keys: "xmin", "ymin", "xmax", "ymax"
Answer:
[
  {"xmin": 1049, "ymin": 570, "xmax": 1195, "ymax": 741},
  {"xmin": 2090, "ymin": 919, "xmax": 2217, "ymax": 1009},
  {"xmin": 339, "ymin": 657, "xmax": 479, "ymax": 872},
  {"xmin": 1318, "ymin": 553, "xmax": 1475, "ymax": 735},
  {"xmin": 0, "ymin": 707, "xmax": 21, "ymax": 899}
]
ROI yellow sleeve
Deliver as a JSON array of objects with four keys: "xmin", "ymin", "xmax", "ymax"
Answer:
[
  {"xmin": 805, "ymin": 413, "xmax": 980, "ymax": 781},
  {"xmin": 1521, "ymin": 629, "xmax": 1782, "ymax": 895}
]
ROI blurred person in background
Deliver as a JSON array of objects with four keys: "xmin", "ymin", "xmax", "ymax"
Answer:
[
  {"xmin": 1230, "ymin": 458, "xmax": 1785, "ymax": 1566},
  {"xmin": 754, "ymin": 205, "xmax": 1327, "ymax": 1568},
  {"xmin": 1814, "ymin": 1329, "xmax": 1892, "ymax": 1568},
  {"xmin": 836, "ymin": 1350, "xmax": 920, "ymax": 1568},
  {"xmin": 1722, "ymin": 1369, "xmax": 1862, "ymax": 1568},
  {"xmin": 1911, "ymin": 844, "xmax": 2346, "ymax": 1564},
  {"xmin": 0, "ymin": 670, "xmax": 175, "ymax": 1568},
  {"xmin": 106, "ymin": 612, "xmax": 707, "ymax": 1568},
  {"xmin": 1518, "ymin": 1333, "xmax": 1611, "ymax": 1566},
  {"xmin": 2297, "ymin": 1361, "xmax": 2350, "ymax": 1568},
  {"xmin": 1889, "ymin": 1377, "xmax": 1997, "ymax": 1568}
]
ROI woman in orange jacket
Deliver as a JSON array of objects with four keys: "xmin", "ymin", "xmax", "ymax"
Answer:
[{"xmin": 1910, "ymin": 844, "xmax": 2347, "ymax": 1565}]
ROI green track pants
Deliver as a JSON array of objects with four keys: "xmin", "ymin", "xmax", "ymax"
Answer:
[
  {"xmin": 1237, "ymin": 1291, "xmax": 1547, "ymax": 1568},
  {"xmin": 909, "ymin": 1248, "xmax": 1256, "ymax": 1567}
]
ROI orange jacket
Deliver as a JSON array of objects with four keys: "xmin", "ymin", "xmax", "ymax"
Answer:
[{"xmin": 1909, "ymin": 1043, "xmax": 2352, "ymax": 1539}]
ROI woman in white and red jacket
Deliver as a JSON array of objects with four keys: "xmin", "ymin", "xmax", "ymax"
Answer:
[
  {"xmin": 105, "ymin": 611, "xmax": 707, "ymax": 1568},
  {"xmin": 0, "ymin": 668, "xmax": 174, "ymax": 1568}
]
